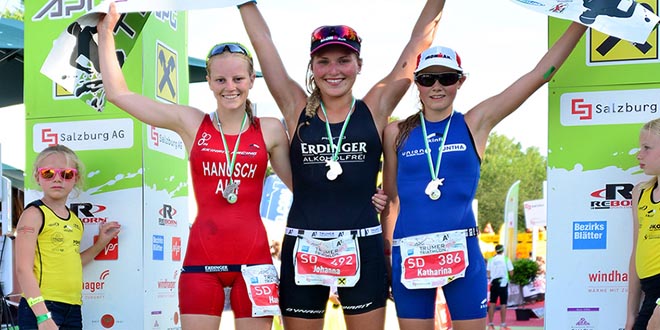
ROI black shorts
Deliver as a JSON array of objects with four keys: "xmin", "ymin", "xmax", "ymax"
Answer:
[
  {"xmin": 279, "ymin": 233, "xmax": 388, "ymax": 319},
  {"xmin": 634, "ymin": 273, "xmax": 660, "ymax": 330},
  {"xmin": 489, "ymin": 278, "xmax": 509, "ymax": 305}
]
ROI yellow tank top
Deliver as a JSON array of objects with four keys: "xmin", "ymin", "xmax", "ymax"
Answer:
[
  {"xmin": 636, "ymin": 184, "xmax": 660, "ymax": 279},
  {"xmin": 30, "ymin": 200, "xmax": 84, "ymax": 305}
]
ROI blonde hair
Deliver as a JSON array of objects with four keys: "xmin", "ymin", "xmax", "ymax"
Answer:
[
  {"xmin": 304, "ymin": 59, "xmax": 322, "ymax": 119},
  {"xmin": 33, "ymin": 145, "xmax": 85, "ymax": 193},
  {"xmin": 206, "ymin": 51, "xmax": 257, "ymax": 126},
  {"xmin": 640, "ymin": 118, "xmax": 660, "ymax": 189}
]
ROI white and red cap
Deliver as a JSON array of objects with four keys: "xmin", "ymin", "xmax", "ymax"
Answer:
[{"xmin": 415, "ymin": 46, "xmax": 463, "ymax": 73}]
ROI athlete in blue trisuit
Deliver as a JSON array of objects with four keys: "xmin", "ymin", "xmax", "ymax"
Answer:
[{"xmin": 381, "ymin": 22, "xmax": 587, "ymax": 330}]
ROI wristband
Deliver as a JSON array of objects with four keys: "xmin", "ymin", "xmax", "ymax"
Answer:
[
  {"xmin": 36, "ymin": 312, "xmax": 52, "ymax": 324},
  {"xmin": 27, "ymin": 296, "xmax": 44, "ymax": 307},
  {"xmin": 237, "ymin": 0, "xmax": 257, "ymax": 8},
  {"xmin": 384, "ymin": 248, "xmax": 391, "ymax": 256},
  {"xmin": 656, "ymin": 297, "xmax": 660, "ymax": 306}
]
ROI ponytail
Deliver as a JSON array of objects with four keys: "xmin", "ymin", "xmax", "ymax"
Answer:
[{"xmin": 395, "ymin": 111, "xmax": 422, "ymax": 151}]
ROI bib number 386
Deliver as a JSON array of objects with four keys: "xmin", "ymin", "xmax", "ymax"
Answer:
[{"xmin": 399, "ymin": 230, "xmax": 469, "ymax": 289}]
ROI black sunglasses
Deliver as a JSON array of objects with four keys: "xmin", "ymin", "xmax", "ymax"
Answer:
[{"xmin": 414, "ymin": 72, "xmax": 463, "ymax": 87}]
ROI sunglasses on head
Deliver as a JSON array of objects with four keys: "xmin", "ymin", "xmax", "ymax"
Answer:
[
  {"xmin": 414, "ymin": 72, "xmax": 463, "ymax": 87},
  {"xmin": 311, "ymin": 25, "xmax": 361, "ymax": 44},
  {"xmin": 38, "ymin": 167, "xmax": 78, "ymax": 181},
  {"xmin": 207, "ymin": 43, "xmax": 252, "ymax": 60}
]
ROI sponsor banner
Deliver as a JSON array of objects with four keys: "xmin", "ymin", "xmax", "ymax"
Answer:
[
  {"xmin": 547, "ymin": 86, "xmax": 651, "ymax": 328},
  {"xmin": 502, "ymin": 180, "xmax": 519, "ymax": 261},
  {"xmin": 560, "ymin": 88, "xmax": 659, "ymax": 126},
  {"xmin": 549, "ymin": 85, "xmax": 652, "ymax": 172},
  {"xmin": 27, "ymin": 117, "xmax": 144, "ymax": 194},
  {"xmin": 32, "ymin": 118, "xmax": 134, "ymax": 152},
  {"xmin": 546, "ymin": 169, "xmax": 640, "ymax": 329},
  {"xmin": 546, "ymin": 120, "xmax": 644, "ymax": 329},
  {"xmin": 40, "ymin": 0, "xmax": 245, "ymax": 110},
  {"xmin": 567, "ymin": 307, "xmax": 599, "ymax": 330},
  {"xmin": 546, "ymin": 13, "xmax": 660, "ymax": 329},
  {"xmin": 572, "ymin": 221, "xmax": 607, "ymax": 250},
  {"xmin": 146, "ymin": 125, "xmax": 185, "ymax": 159},
  {"xmin": 589, "ymin": 183, "xmax": 634, "ymax": 210},
  {"xmin": 510, "ymin": 0, "xmax": 658, "ymax": 43},
  {"xmin": 142, "ymin": 26, "xmax": 186, "ymax": 160},
  {"xmin": 523, "ymin": 199, "xmax": 547, "ymax": 228},
  {"xmin": 140, "ymin": 16, "xmax": 189, "ymax": 330},
  {"xmin": 143, "ymin": 193, "xmax": 188, "ymax": 327}
]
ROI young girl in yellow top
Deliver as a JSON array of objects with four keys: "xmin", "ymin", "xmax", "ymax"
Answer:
[
  {"xmin": 626, "ymin": 118, "xmax": 660, "ymax": 330},
  {"xmin": 15, "ymin": 145, "xmax": 120, "ymax": 330}
]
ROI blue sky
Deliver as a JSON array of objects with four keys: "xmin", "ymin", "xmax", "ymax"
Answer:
[{"xmin": 0, "ymin": 0, "xmax": 550, "ymax": 170}]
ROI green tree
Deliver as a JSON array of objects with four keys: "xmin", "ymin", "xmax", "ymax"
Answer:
[{"xmin": 475, "ymin": 132, "xmax": 546, "ymax": 232}]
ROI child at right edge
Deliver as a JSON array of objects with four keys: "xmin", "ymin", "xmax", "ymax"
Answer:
[{"xmin": 625, "ymin": 118, "xmax": 660, "ymax": 330}]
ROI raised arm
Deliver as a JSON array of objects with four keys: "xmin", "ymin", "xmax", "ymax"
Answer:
[
  {"xmin": 239, "ymin": 2, "xmax": 308, "ymax": 131},
  {"xmin": 465, "ymin": 22, "xmax": 587, "ymax": 156},
  {"xmin": 97, "ymin": 3, "xmax": 202, "ymax": 147},
  {"xmin": 363, "ymin": 0, "xmax": 445, "ymax": 129}
]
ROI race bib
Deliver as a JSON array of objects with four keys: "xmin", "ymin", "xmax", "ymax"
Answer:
[
  {"xmin": 399, "ymin": 229, "xmax": 469, "ymax": 289},
  {"xmin": 293, "ymin": 235, "xmax": 360, "ymax": 287},
  {"xmin": 240, "ymin": 264, "xmax": 281, "ymax": 317}
]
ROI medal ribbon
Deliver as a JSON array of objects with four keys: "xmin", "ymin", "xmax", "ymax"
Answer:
[
  {"xmin": 214, "ymin": 111, "xmax": 248, "ymax": 185},
  {"xmin": 319, "ymin": 98, "xmax": 356, "ymax": 162},
  {"xmin": 419, "ymin": 111, "xmax": 453, "ymax": 181}
]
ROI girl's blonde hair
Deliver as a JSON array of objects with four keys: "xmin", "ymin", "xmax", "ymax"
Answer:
[
  {"xmin": 33, "ymin": 144, "xmax": 85, "ymax": 193},
  {"xmin": 206, "ymin": 50, "xmax": 257, "ymax": 126},
  {"xmin": 640, "ymin": 118, "xmax": 660, "ymax": 189}
]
